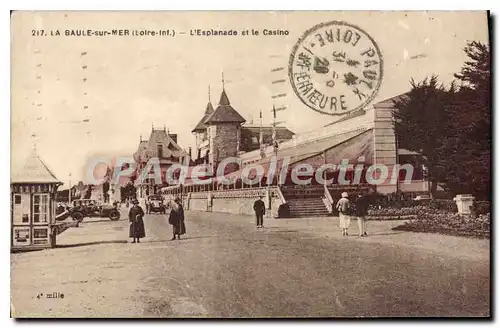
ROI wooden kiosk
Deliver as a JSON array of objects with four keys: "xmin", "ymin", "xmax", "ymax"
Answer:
[{"xmin": 11, "ymin": 150, "xmax": 62, "ymax": 251}]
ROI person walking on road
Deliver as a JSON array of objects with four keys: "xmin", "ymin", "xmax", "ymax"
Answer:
[
  {"xmin": 336, "ymin": 192, "xmax": 351, "ymax": 236},
  {"xmin": 253, "ymin": 196, "xmax": 266, "ymax": 228},
  {"xmin": 168, "ymin": 197, "xmax": 186, "ymax": 240},
  {"xmin": 355, "ymin": 191, "xmax": 370, "ymax": 237},
  {"xmin": 129, "ymin": 199, "xmax": 146, "ymax": 243}
]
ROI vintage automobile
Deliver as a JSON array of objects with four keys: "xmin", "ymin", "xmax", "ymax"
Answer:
[
  {"xmin": 70, "ymin": 199, "xmax": 121, "ymax": 222},
  {"xmin": 55, "ymin": 203, "xmax": 71, "ymax": 221},
  {"xmin": 146, "ymin": 195, "xmax": 167, "ymax": 214}
]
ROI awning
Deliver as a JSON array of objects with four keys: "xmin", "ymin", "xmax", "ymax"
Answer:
[
  {"xmin": 217, "ymin": 128, "xmax": 374, "ymax": 182},
  {"xmin": 171, "ymin": 128, "xmax": 374, "ymax": 187}
]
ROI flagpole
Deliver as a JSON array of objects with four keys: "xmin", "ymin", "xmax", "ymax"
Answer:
[
  {"xmin": 272, "ymin": 105, "xmax": 277, "ymax": 158},
  {"xmin": 272, "ymin": 105, "xmax": 279, "ymax": 186}
]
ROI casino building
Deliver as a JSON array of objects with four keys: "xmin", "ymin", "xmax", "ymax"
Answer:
[
  {"xmin": 188, "ymin": 87, "xmax": 428, "ymax": 195},
  {"xmin": 163, "ymin": 89, "xmax": 430, "ymax": 218},
  {"xmin": 237, "ymin": 93, "xmax": 428, "ymax": 194}
]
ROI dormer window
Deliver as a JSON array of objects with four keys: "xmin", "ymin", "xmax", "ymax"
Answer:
[
  {"xmin": 157, "ymin": 144, "xmax": 163, "ymax": 158},
  {"xmin": 168, "ymin": 143, "xmax": 177, "ymax": 151}
]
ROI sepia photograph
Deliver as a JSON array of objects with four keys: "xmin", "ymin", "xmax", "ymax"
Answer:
[{"xmin": 9, "ymin": 10, "xmax": 491, "ymax": 318}]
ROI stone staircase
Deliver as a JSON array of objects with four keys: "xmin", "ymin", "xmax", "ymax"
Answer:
[
  {"xmin": 280, "ymin": 186, "xmax": 331, "ymax": 218},
  {"xmin": 286, "ymin": 197, "xmax": 331, "ymax": 218}
]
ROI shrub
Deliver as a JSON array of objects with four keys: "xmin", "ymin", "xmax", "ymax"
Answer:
[
  {"xmin": 429, "ymin": 199, "xmax": 458, "ymax": 213},
  {"xmin": 368, "ymin": 205, "xmax": 446, "ymax": 217},
  {"xmin": 278, "ymin": 203, "xmax": 291, "ymax": 218},
  {"xmin": 393, "ymin": 212, "xmax": 490, "ymax": 238},
  {"xmin": 475, "ymin": 201, "xmax": 491, "ymax": 215}
]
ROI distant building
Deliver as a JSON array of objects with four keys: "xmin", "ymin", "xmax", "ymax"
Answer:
[{"xmin": 133, "ymin": 125, "xmax": 188, "ymax": 197}]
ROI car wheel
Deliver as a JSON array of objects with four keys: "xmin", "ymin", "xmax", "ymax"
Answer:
[
  {"xmin": 71, "ymin": 212, "xmax": 84, "ymax": 223},
  {"xmin": 109, "ymin": 210, "xmax": 120, "ymax": 221}
]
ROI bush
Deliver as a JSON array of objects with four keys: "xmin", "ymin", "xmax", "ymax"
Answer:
[
  {"xmin": 429, "ymin": 199, "xmax": 458, "ymax": 213},
  {"xmin": 393, "ymin": 212, "xmax": 490, "ymax": 238},
  {"xmin": 278, "ymin": 203, "xmax": 291, "ymax": 218},
  {"xmin": 475, "ymin": 201, "xmax": 491, "ymax": 215},
  {"xmin": 368, "ymin": 205, "xmax": 446, "ymax": 218}
]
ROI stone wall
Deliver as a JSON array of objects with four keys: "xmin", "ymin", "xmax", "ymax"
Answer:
[
  {"xmin": 189, "ymin": 197, "xmax": 208, "ymax": 211},
  {"xmin": 210, "ymin": 123, "xmax": 240, "ymax": 164},
  {"xmin": 183, "ymin": 186, "xmax": 283, "ymax": 217}
]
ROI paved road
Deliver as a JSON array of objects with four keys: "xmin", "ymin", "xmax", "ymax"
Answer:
[
  {"xmin": 127, "ymin": 210, "xmax": 490, "ymax": 317},
  {"xmin": 11, "ymin": 210, "xmax": 490, "ymax": 318}
]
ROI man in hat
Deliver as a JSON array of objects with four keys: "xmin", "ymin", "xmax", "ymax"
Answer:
[
  {"xmin": 129, "ymin": 199, "xmax": 146, "ymax": 243},
  {"xmin": 253, "ymin": 196, "xmax": 266, "ymax": 228},
  {"xmin": 168, "ymin": 197, "xmax": 186, "ymax": 240},
  {"xmin": 336, "ymin": 192, "xmax": 351, "ymax": 236},
  {"xmin": 354, "ymin": 190, "xmax": 370, "ymax": 237}
]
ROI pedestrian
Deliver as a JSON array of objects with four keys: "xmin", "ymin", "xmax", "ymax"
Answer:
[
  {"xmin": 354, "ymin": 191, "xmax": 369, "ymax": 237},
  {"xmin": 144, "ymin": 197, "xmax": 150, "ymax": 214},
  {"xmin": 253, "ymin": 196, "xmax": 266, "ymax": 228},
  {"xmin": 336, "ymin": 192, "xmax": 351, "ymax": 236},
  {"xmin": 129, "ymin": 199, "xmax": 146, "ymax": 243},
  {"xmin": 168, "ymin": 197, "xmax": 186, "ymax": 240}
]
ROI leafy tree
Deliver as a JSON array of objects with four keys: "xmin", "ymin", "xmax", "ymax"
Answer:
[
  {"xmin": 394, "ymin": 41, "xmax": 491, "ymax": 199},
  {"xmin": 444, "ymin": 41, "xmax": 491, "ymax": 199},
  {"xmin": 393, "ymin": 76, "xmax": 456, "ymax": 197}
]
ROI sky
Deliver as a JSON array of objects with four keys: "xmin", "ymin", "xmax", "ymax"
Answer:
[{"xmin": 11, "ymin": 11, "xmax": 489, "ymax": 187}]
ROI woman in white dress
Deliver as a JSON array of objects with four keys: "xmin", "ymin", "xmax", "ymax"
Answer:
[{"xmin": 336, "ymin": 192, "xmax": 351, "ymax": 236}]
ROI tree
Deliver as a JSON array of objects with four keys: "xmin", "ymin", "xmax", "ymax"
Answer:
[
  {"xmin": 394, "ymin": 41, "xmax": 491, "ymax": 200},
  {"xmin": 393, "ymin": 76, "xmax": 456, "ymax": 197},
  {"xmin": 443, "ymin": 41, "xmax": 491, "ymax": 199}
]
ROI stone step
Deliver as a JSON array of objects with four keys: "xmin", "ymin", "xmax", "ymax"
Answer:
[
  {"xmin": 287, "ymin": 199, "xmax": 325, "ymax": 204},
  {"xmin": 288, "ymin": 201, "xmax": 325, "ymax": 206},
  {"xmin": 288, "ymin": 206, "xmax": 326, "ymax": 210},
  {"xmin": 285, "ymin": 196, "xmax": 330, "ymax": 218}
]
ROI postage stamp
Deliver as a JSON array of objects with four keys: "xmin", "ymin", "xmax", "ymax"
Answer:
[{"xmin": 289, "ymin": 21, "xmax": 383, "ymax": 116}]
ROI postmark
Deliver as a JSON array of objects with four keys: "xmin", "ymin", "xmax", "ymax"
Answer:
[{"xmin": 289, "ymin": 21, "xmax": 383, "ymax": 116}]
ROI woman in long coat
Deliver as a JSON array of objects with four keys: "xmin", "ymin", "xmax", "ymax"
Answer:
[
  {"xmin": 168, "ymin": 197, "xmax": 186, "ymax": 240},
  {"xmin": 129, "ymin": 199, "xmax": 146, "ymax": 243}
]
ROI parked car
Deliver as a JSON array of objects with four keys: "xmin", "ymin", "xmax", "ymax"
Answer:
[
  {"xmin": 55, "ymin": 203, "xmax": 71, "ymax": 221},
  {"xmin": 70, "ymin": 199, "xmax": 120, "ymax": 222},
  {"xmin": 146, "ymin": 195, "xmax": 167, "ymax": 214}
]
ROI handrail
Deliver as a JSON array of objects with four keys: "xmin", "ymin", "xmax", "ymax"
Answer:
[
  {"xmin": 276, "ymin": 186, "xmax": 286, "ymax": 204},
  {"xmin": 322, "ymin": 197, "xmax": 333, "ymax": 213},
  {"xmin": 324, "ymin": 184, "xmax": 334, "ymax": 205}
]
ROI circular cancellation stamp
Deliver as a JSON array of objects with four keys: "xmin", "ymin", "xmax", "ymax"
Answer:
[{"xmin": 288, "ymin": 21, "xmax": 383, "ymax": 116}]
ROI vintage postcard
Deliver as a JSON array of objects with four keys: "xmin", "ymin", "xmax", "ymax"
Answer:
[{"xmin": 10, "ymin": 11, "xmax": 490, "ymax": 318}]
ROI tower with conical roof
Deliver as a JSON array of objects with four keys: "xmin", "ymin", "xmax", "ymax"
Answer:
[
  {"xmin": 192, "ymin": 86, "xmax": 215, "ymax": 163},
  {"xmin": 205, "ymin": 75, "xmax": 246, "ymax": 168}
]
